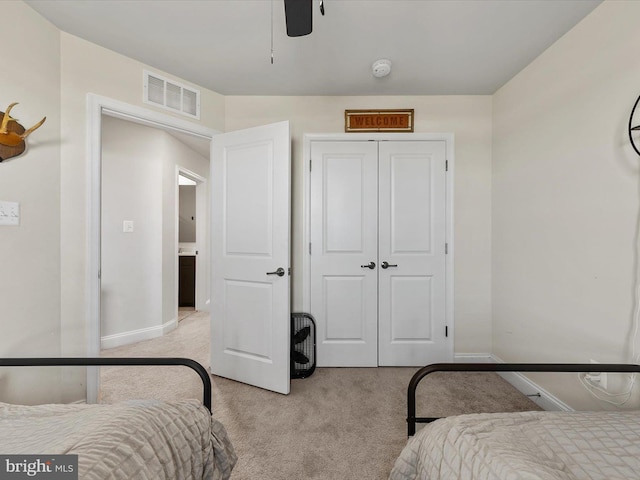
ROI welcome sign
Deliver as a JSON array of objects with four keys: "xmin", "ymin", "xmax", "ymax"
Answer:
[{"xmin": 345, "ymin": 109, "xmax": 414, "ymax": 133}]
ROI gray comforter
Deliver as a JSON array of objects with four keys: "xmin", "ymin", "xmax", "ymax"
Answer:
[
  {"xmin": 390, "ymin": 410, "xmax": 640, "ymax": 480},
  {"xmin": 0, "ymin": 399, "xmax": 236, "ymax": 479}
]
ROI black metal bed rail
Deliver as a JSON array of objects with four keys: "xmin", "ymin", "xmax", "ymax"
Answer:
[
  {"xmin": 0, "ymin": 357, "xmax": 212, "ymax": 413},
  {"xmin": 407, "ymin": 362, "xmax": 640, "ymax": 436}
]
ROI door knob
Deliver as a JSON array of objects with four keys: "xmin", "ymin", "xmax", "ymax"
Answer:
[
  {"xmin": 266, "ymin": 267, "xmax": 286, "ymax": 277},
  {"xmin": 360, "ymin": 262, "xmax": 376, "ymax": 269},
  {"xmin": 381, "ymin": 261, "xmax": 398, "ymax": 269}
]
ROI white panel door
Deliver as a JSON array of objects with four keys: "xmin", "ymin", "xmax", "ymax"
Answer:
[
  {"xmin": 211, "ymin": 121, "xmax": 290, "ymax": 394},
  {"xmin": 378, "ymin": 141, "xmax": 448, "ymax": 365},
  {"xmin": 310, "ymin": 141, "xmax": 379, "ymax": 366}
]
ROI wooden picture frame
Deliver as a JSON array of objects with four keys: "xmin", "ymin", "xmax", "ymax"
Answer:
[{"xmin": 345, "ymin": 109, "xmax": 414, "ymax": 133}]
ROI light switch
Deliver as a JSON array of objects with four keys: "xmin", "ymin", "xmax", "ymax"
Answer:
[
  {"xmin": 0, "ymin": 201, "xmax": 19, "ymax": 226},
  {"xmin": 123, "ymin": 220, "xmax": 134, "ymax": 233}
]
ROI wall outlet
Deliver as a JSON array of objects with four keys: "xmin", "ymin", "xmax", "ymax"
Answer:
[
  {"xmin": 0, "ymin": 201, "xmax": 19, "ymax": 226},
  {"xmin": 123, "ymin": 220, "xmax": 134, "ymax": 233},
  {"xmin": 586, "ymin": 359, "xmax": 607, "ymax": 390}
]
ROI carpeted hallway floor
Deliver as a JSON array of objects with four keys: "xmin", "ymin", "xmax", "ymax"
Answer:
[{"xmin": 100, "ymin": 312, "xmax": 539, "ymax": 480}]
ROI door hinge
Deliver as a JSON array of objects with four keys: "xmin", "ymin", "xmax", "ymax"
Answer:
[
  {"xmin": 288, "ymin": 267, "xmax": 291, "ymax": 276},
  {"xmin": 445, "ymin": 326, "xmax": 448, "ymax": 337},
  {"xmin": 98, "ymin": 269, "xmax": 101, "ymax": 279},
  {"xmin": 309, "ymin": 160, "xmax": 312, "ymax": 171},
  {"xmin": 445, "ymin": 160, "xmax": 448, "ymax": 172},
  {"xmin": 445, "ymin": 243, "xmax": 448, "ymax": 254},
  {"xmin": 309, "ymin": 242, "xmax": 312, "ymax": 255}
]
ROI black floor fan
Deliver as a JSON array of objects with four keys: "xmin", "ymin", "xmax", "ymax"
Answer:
[{"xmin": 291, "ymin": 313, "xmax": 316, "ymax": 379}]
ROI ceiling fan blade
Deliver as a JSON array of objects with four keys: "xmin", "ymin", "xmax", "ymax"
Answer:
[{"xmin": 284, "ymin": 0, "xmax": 312, "ymax": 37}]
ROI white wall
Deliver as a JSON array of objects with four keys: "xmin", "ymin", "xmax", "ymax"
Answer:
[
  {"xmin": 179, "ymin": 186, "xmax": 197, "ymax": 242},
  {"xmin": 101, "ymin": 116, "xmax": 164, "ymax": 340},
  {"xmin": 0, "ymin": 1, "xmax": 62, "ymax": 404},
  {"xmin": 492, "ymin": 0, "xmax": 640, "ymax": 409},
  {"xmin": 225, "ymin": 96, "xmax": 494, "ymax": 354},
  {"xmin": 101, "ymin": 116, "xmax": 209, "ymax": 346}
]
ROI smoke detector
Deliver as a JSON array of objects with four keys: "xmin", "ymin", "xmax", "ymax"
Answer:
[{"xmin": 372, "ymin": 59, "xmax": 392, "ymax": 78}]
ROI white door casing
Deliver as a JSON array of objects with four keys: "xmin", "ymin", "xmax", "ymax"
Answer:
[
  {"xmin": 310, "ymin": 141, "xmax": 379, "ymax": 366},
  {"xmin": 87, "ymin": 94, "xmax": 218, "ymax": 403},
  {"xmin": 210, "ymin": 121, "xmax": 291, "ymax": 394},
  {"xmin": 307, "ymin": 136, "xmax": 453, "ymax": 367},
  {"xmin": 378, "ymin": 141, "xmax": 448, "ymax": 365}
]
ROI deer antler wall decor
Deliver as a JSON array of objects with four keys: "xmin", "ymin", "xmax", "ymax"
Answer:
[{"xmin": 0, "ymin": 102, "xmax": 46, "ymax": 162}]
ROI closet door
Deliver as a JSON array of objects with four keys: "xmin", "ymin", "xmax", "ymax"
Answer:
[
  {"xmin": 310, "ymin": 141, "xmax": 379, "ymax": 366},
  {"xmin": 378, "ymin": 141, "xmax": 448, "ymax": 365}
]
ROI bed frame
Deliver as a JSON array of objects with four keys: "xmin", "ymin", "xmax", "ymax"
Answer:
[
  {"xmin": 407, "ymin": 362, "xmax": 640, "ymax": 436},
  {"xmin": 0, "ymin": 357, "xmax": 212, "ymax": 413}
]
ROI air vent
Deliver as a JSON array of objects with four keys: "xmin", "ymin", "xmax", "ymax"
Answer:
[{"xmin": 143, "ymin": 70, "xmax": 200, "ymax": 119}]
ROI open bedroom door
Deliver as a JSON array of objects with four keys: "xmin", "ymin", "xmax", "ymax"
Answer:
[{"xmin": 210, "ymin": 121, "xmax": 291, "ymax": 394}]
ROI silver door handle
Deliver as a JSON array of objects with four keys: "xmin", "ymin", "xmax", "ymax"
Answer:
[
  {"xmin": 360, "ymin": 262, "xmax": 376, "ymax": 269},
  {"xmin": 266, "ymin": 267, "xmax": 285, "ymax": 277},
  {"xmin": 381, "ymin": 261, "xmax": 398, "ymax": 269}
]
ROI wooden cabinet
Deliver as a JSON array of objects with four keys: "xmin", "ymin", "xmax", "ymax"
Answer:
[{"xmin": 179, "ymin": 255, "xmax": 196, "ymax": 307}]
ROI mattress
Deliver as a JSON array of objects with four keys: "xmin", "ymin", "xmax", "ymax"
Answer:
[
  {"xmin": 0, "ymin": 399, "xmax": 236, "ymax": 480},
  {"xmin": 390, "ymin": 410, "xmax": 640, "ymax": 480}
]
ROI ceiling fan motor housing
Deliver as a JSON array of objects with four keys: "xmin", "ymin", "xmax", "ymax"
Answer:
[{"xmin": 284, "ymin": 0, "xmax": 313, "ymax": 37}]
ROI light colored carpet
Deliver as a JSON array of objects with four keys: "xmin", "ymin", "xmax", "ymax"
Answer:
[
  {"xmin": 178, "ymin": 307, "xmax": 197, "ymax": 322},
  {"xmin": 100, "ymin": 312, "xmax": 540, "ymax": 480}
]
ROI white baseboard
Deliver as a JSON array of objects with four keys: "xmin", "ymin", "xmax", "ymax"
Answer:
[
  {"xmin": 101, "ymin": 318, "xmax": 177, "ymax": 350},
  {"xmin": 453, "ymin": 353, "xmax": 494, "ymax": 363},
  {"xmin": 162, "ymin": 318, "xmax": 178, "ymax": 335},
  {"xmin": 453, "ymin": 353, "xmax": 572, "ymax": 412}
]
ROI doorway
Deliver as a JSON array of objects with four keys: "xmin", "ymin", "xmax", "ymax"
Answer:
[
  {"xmin": 87, "ymin": 94, "xmax": 217, "ymax": 402},
  {"xmin": 177, "ymin": 169, "xmax": 207, "ymax": 322}
]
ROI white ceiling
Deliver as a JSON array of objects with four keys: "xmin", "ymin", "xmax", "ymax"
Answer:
[{"xmin": 26, "ymin": 0, "xmax": 601, "ymax": 96}]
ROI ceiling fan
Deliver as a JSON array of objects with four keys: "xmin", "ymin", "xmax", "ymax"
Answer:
[{"xmin": 284, "ymin": 0, "xmax": 324, "ymax": 37}]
